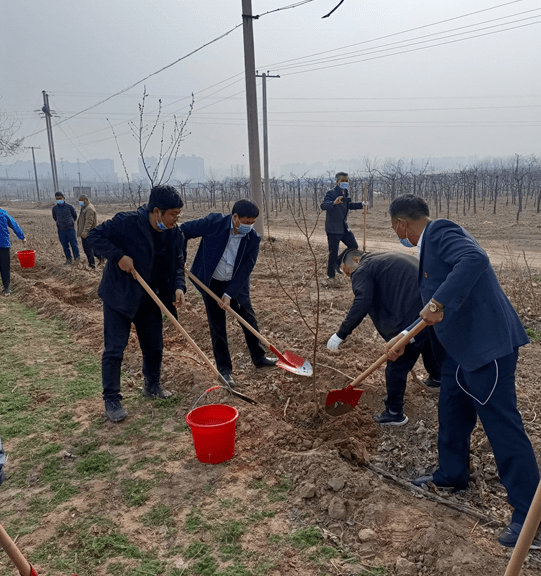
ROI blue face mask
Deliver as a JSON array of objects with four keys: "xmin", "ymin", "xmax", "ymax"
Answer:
[
  {"xmin": 56, "ymin": 199, "xmax": 64, "ymax": 205},
  {"xmin": 237, "ymin": 223, "xmax": 253, "ymax": 235},
  {"xmin": 339, "ymin": 182, "xmax": 348, "ymax": 190},
  {"xmin": 399, "ymin": 237, "xmax": 415, "ymax": 248},
  {"xmin": 79, "ymin": 201, "xmax": 85, "ymax": 207}
]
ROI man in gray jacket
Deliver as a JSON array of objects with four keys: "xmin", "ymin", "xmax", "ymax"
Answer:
[{"xmin": 320, "ymin": 172, "xmax": 365, "ymax": 280}]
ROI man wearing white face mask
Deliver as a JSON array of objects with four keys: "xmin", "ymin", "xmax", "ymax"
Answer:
[
  {"xmin": 321, "ymin": 172, "xmax": 366, "ymax": 281},
  {"xmin": 181, "ymin": 199, "xmax": 277, "ymax": 388}
]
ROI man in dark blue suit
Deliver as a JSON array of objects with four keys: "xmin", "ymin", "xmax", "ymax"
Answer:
[
  {"xmin": 386, "ymin": 194, "xmax": 540, "ymax": 549},
  {"xmin": 181, "ymin": 199, "xmax": 276, "ymax": 388},
  {"xmin": 89, "ymin": 185, "xmax": 186, "ymax": 422},
  {"xmin": 320, "ymin": 172, "xmax": 365, "ymax": 280}
]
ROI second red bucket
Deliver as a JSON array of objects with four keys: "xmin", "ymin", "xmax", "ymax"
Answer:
[
  {"xmin": 186, "ymin": 403, "xmax": 239, "ymax": 464},
  {"xmin": 16, "ymin": 250, "xmax": 36, "ymax": 268}
]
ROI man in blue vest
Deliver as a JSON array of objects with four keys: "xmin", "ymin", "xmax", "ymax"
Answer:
[
  {"xmin": 320, "ymin": 172, "xmax": 365, "ymax": 280},
  {"xmin": 88, "ymin": 185, "xmax": 186, "ymax": 422},
  {"xmin": 386, "ymin": 194, "xmax": 540, "ymax": 550},
  {"xmin": 181, "ymin": 199, "xmax": 276, "ymax": 388}
]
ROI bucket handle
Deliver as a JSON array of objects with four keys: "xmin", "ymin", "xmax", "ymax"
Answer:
[{"xmin": 191, "ymin": 386, "xmax": 230, "ymax": 411}]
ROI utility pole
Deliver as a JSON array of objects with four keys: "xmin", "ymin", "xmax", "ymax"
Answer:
[
  {"xmin": 41, "ymin": 91, "xmax": 59, "ymax": 192},
  {"xmin": 256, "ymin": 71, "xmax": 279, "ymax": 222},
  {"xmin": 242, "ymin": 0, "xmax": 264, "ymax": 236},
  {"xmin": 77, "ymin": 158, "xmax": 82, "ymax": 191},
  {"xmin": 24, "ymin": 146, "xmax": 41, "ymax": 201}
]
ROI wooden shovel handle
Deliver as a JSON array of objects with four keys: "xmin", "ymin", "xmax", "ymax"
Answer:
[
  {"xmin": 348, "ymin": 320, "xmax": 428, "ymax": 390},
  {"xmin": 504, "ymin": 479, "xmax": 541, "ymax": 575},
  {"xmin": 134, "ymin": 270, "xmax": 221, "ymax": 380},
  {"xmin": 186, "ymin": 269, "xmax": 272, "ymax": 349},
  {"xmin": 363, "ymin": 181, "xmax": 367, "ymax": 252},
  {"xmin": 0, "ymin": 523, "xmax": 32, "ymax": 576}
]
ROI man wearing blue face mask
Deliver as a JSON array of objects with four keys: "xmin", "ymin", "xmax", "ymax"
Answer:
[
  {"xmin": 321, "ymin": 172, "xmax": 366, "ymax": 282},
  {"xmin": 52, "ymin": 192, "xmax": 80, "ymax": 264},
  {"xmin": 76, "ymin": 195, "xmax": 102, "ymax": 268},
  {"xmin": 88, "ymin": 185, "xmax": 186, "ymax": 422},
  {"xmin": 181, "ymin": 199, "xmax": 277, "ymax": 388},
  {"xmin": 385, "ymin": 194, "xmax": 540, "ymax": 550}
]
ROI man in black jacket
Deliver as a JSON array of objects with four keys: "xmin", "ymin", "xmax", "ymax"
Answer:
[
  {"xmin": 320, "ymin": 172, "xmax": 365, "ymax": 280},
  {"xmin": 52, "ymin": 192, "xmax": 80, "ymax": 264},
  {"xmin": 326, "ymin": 249, "xmax": 441, "ymax": 426},
  {"xmin": 88, "ymin": 185, "xmax": 186, "ymax": 422}
]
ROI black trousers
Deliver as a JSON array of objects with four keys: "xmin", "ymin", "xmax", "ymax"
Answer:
[
  {"xmin": 0, "ymin": 247, "xmax": 10, "ymax": 292},
  {"xmin": 81, "ymin": 237, "xmax": 100, "ymax": 267},
  {"xmin": 202, "ymin": 278, "xmax": 266, "ymax": 376},
  {"xmin": 433, "ymin": 348, "xmax": 539, "ymax": 524},
  {"xmin": 384, "ymin": 336, "xmax": 441, "ymax": 414},
  {"xmin": 101, "ymin": 293, "xmax": 173, "ymax": 401},
  {"xmin": 326, "ymin": 230, "xmax": 358, "ymax": 278}
]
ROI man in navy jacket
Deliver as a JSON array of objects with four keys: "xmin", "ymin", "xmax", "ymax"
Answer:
[
  {"xmin": 181, "ymin": 199, "xmax": 276, "ymax": 388},
  {"xmin": 386, "ymin": 194, "xmax": 540, "ymax": 549},
  {"xmin": 88, "ymin": 185, "xmax": 186, "ymax": 422},
  {"xmin": 320, "ymin": 172, "xmax": 365, "ymax": 279},
  {"xmin": 327, "ymin": 249, "xmax": 441, "ymax": 426},
  {"xmin": 52, "ymin": 192, "xmax": 80, "ymax": 264}
]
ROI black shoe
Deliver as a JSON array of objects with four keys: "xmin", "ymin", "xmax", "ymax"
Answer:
[
  {"xmin": 90, "ymin": 264, "xmax": 96, "ymax": 269},
  {"xmin": 424, "ymin": 376, "xmax": 441, "ymax": 393},
  {"xmin": 254, "ymin": 357, "xmax": 278, "ymax": 368},
  {"xmin": 412, "ymin": 474, "xmax": 467, "ymax": 491},
  {"xmin": 104, "ymin": 399, "xmax": 127, "ymax": 422},
  {"xmin": 220, "ymin": 373, "xmax": 236, "ymax": 389},
  {"xmin": 65, "ymin": 259, "xmax": 73, "ymax": 265},
  {"xmin": 3, "ymin": 288, "xmax": 12, "ymax": 297},
  {"xmin": 498, "ymin": 522, "xmax": 541, "ymax": 549},
  {"xmin": 142, "ymin": 386, "xmax": 173, "ymax": 399},
  {"xmin": 373, "ymin": 409, "xmax": 408, "ymax": 426}
]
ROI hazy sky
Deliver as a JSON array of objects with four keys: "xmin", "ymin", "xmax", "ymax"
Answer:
[{"xmin": 1, "ymin": 0, "xmax": 540, "ymax": 180}]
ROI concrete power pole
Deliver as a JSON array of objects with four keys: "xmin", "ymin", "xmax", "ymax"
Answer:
[
  {"xmin": 241, "ymin": 0, "xmax": 264, "ymax": 236},
  {"xmin": 24, "ymin": 146, "xmax": 41, "ymax": 201},
  {"xmin": 41, "ymin": 91, "xmax": 59, "ymax": 193},
  {"xmin": 256, "ymin": 71, "xmax": 279, "ymax": 223}
]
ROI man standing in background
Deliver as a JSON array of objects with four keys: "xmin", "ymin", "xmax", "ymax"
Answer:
[
  {"xmin": 320, "ymin": 172, "xmax": 365, "ymax": 281},
  {"xmin": 0, "ymin": 205, "xmax": 26, "ymax": 296},
  {"xmin": 77, "ymin": 194, "xmax": 102, "ymax": 268},
  {"xmin": 52, "ymin": 192, "xmax": 80, "ymax": 264}
]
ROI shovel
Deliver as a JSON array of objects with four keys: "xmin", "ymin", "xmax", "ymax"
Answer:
[
  {"xmin": 325, "ymin": 320, "xmax": 428, "ymax": 416},
  {"xmin": 134, "ymin": 270, "xmax": 256, "ymax": 406},
  {"xmin": 186, "ymin": 269, "xmax": 313, "ymax": 377},
  {"xmin": 0, "ymin": 522, "xmax": 69, "ymax": 576}
]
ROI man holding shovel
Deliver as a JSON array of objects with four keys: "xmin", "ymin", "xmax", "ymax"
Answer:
[
  {"xmin": 386, "ymin": 194, "xmax": 540, "ymax": 549},
  {"xmin": 327, "ymin": 248, "xmax": 442, "ymax": 426},
  {"xmin": 88, "ymin": 185, "xmax": 186, "ymax": 422},
  {"xmin": 180, "ymin": 199, "xmax": 276, "ymax": 388}
]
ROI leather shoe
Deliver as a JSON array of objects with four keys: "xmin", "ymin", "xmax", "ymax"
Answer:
[
  {"xmin": 254, "ymin": 357, "xmax": 278, "ymax": 368},
  {"xmin": 220, "ymin": 373, "xmax": 236, "ymax": 389}
]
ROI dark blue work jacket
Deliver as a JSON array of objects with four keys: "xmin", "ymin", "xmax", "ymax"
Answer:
[
  {"xmin": 320, "ymin": 185, "xmax": 364, "ymax": 234},
  {"xmin": 88, "ymin": 205, "xmax": 186, "ymax": 319},
  {"xmin": 180, "ymin": 213, "xmax": 259, "ymax": 305}
]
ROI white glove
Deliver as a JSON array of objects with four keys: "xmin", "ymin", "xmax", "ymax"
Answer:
[
  {"xmin": 362, "ymin": 201, "xmax": 369, "ymax": 208},
  {"xmin": 327, "ymin": 333, "xmax": 344, "ymax": 351}
]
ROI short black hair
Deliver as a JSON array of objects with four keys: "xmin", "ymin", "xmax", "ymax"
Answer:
[
  {"xmin": 148, "ymin": 185, "xmax": 184, "ymax": 212},
  {"xmin": 340, "ymin": 248, "xmax": 364, "ymax": 266},
  {"xmin": 232, "ymin": 199, "xmax": 259, "ymax": 219},
  {"xmin": 335, "ymin": 171, "xmax": 348, "ymax": 180},
  {"xmin": 55, "ymin": 192, "xmax": 65, "ymax": 198},
  {"xmin": 389, "ymin": 194, "xmax": 430, "ymax": 221}
]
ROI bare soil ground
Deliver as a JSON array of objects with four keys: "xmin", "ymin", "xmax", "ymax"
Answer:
[{"xmin": 1, "ymin": 197, "xmax": 541, "ymax": 575}]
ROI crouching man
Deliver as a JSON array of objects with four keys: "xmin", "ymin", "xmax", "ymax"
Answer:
[
  {"xmin": 88, "ymin": 185, "xmax": 186, "ymax": 422},
  {"xmin": 327, "ymin": 248, "xmax": 441, "ymax": 426}
]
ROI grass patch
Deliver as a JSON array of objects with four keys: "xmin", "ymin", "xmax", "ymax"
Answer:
[
  {"xmin": 141, "ymin": 503, "xmax": 174, "ymax": 529},
  {"xmin": 526, "ymin": 327, "xmax": 541, "ymax": 342},
  {"xmin": 76, "ymin": 451, "xmax": 115, "ymax": 476},
  {"xmin": 121, "ymin": 478, "xmax": 152, "ymax": 507},
  {"xmin": 288, "ymin": 526, "xmax": 322, "ymax": 549}
]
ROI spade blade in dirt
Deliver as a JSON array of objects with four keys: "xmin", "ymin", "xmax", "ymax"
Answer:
[
  {"xmin": 325, "ymin": 386, "xmax": 364, "ymax": 416},
  {"xmin": 324, "ymin": 320, "xmax": 428, "ymax": 417}
]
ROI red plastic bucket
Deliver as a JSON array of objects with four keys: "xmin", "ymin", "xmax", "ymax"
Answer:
[
  {"xmin": 16, "ymin": 250, "xmax": 36, "ymax": 268},
  {"xmin": 186, "ymin": 403, "xmax": 239, "ymax": 464}
]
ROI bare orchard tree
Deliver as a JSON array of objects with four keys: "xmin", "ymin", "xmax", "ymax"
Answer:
[
  {"xmin": 109, "ymin": 87, "xmax": 194, "ymax": 207},
  {"xmin": 0, "ymin": 107, "xmax": 23, "ymax": 157}
]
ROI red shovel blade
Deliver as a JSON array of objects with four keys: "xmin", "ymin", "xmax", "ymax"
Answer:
[
  {"xmin": 270, "ymin": 346, "xmax": 313, "ymax": 377},
  {"xmin": 325, "ymin": 386, "xmax": 364, "ymax": 416}
]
